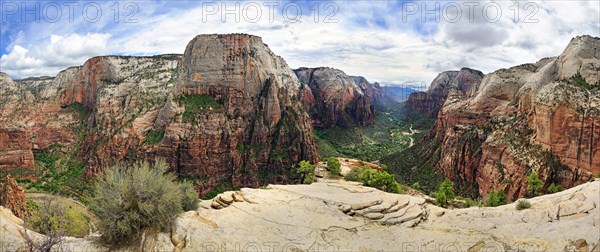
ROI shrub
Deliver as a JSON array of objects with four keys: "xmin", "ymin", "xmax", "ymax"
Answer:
[
  {"xmin": 526, "ymin": 171, "xmax": 543, "ymax": 197},
  {"xmin": 145, "ymin": 129, "xmax": 164, "ymax": 145},
  {"xmin": 437, "ymin": 179, "xmax": 455, "ymax": 203},
  {"xmin": 25, "ymin": 199, "xmax": 89, "ymax": 238},
  {"xmin": 436, "ymin": 191, "xmax": 447, "ymax": 206},
  {"xmin": 326, "ymin": 157, "xmax": 341, "ymax": 175},
  {"xmin": 486, "ymin": 190, "xmax": 507, "ymax": 207},
  {"xmin": 344, "ymin": 167, "xmax": 401, "ymax": 193},
  {"xmin": 465, "ymin": 198, "xmax": 483, "ymax": 208},
  {"xmin": 411, "ymin": 182, "xmax": 421, "ymax": 190},
  {"xmin": 516, "ymin": 199, "xmax": 532, "ymax": 210},
  {"xmin": 180, "ymin": 94, "xmax": 223, "ymax": 123},
  {"xmin": 296, "ymin": 160, "xmax": 315, "ymax": 184},
  {"xmin": 179, "ymin": 182, "xmax": 200, "ymax": 211},
  {"xmin": 90, "ymin": 159, "xmax": 199, "ymax": 244},
  {"xmin": 547, "ymin": 183, "xmax": 563, "ymax": 194}
]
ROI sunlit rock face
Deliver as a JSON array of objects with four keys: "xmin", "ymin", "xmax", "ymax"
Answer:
[{"xmin": 433, "ymin": 35, "xmax": 600, "ymax": 199}]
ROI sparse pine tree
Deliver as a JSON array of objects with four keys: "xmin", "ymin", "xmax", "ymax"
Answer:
[{"xmin": 526, "ymin": 172, "xmax": 543, "ymax": 197}]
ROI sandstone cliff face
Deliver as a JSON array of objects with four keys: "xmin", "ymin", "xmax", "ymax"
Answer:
[
  {"xmin": 433, "ymin": 35, "xmax": 600, "ymax": 199},
  {"xmin": 0, "ymin": 34, "xmax": 319, "ymax": 195},
  {"xmin": 154, "ymin": 34, "xmax": 318, "ymax": 192},
  {"xmin": 294, "ymin": 67, "xmax": 375, "ymax": 128},
  {"xmin": 406, "ymin": 68, "xmax": 484, "ymax": 117}
]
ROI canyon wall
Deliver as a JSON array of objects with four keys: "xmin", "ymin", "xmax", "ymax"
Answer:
[{"xmin": 432, "ymin": 35, "xmax": 600, "ymax": 199}]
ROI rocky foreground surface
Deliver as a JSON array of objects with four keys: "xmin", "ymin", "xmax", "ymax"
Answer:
[{"xmin": 2, "ymin": 179, "xmax": 599, "ymax": 251}]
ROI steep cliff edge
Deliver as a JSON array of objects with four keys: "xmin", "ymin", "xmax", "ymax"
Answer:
[
  {"xmin": 157, "ymin": 34, "xmax": 318, "ymax": 192},
  {"xmin": 406, "ymin": 68, "xmax": 484, "ymax": 117},
  {"xmin": 0, "ymin": 34, "xmax": 319, "ymax": 195},
  {"xmin": 294, "ymin": 67, "xmax": 376, "ymax": 128},
  {"xmin": 2, "ymin": 179, "xmax": 598, "ymax": 251},
  {"xmin": 433, "ymin": 35, "xmax": 600, "ymax": 199}
]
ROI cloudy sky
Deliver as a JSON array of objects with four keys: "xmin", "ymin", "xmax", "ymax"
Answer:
[{"xmin": 1, "ymin": 0, "xmax": 598, "ymax": 84}]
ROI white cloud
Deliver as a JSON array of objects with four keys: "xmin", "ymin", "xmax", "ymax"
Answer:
[
  {"xmin": 1, "ymin": 33, "xmax": 112, "ymax": 78},
  {"xmin": 1, "ymin": 0, "xmax": 597, "ymax": 85}
]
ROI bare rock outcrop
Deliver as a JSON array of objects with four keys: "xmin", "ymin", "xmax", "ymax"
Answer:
[
  {"xmin": 156, "ymin": 34, "xmax": 318, "ymax": 191},
  {"xmin": 0, "ymin": 34, "xmax": 319, "ymax": 195},
  {"xmin": 433, "ymin": 35, "xmax": 600, "ymax": 199},
  {"xmin": 2, "ymin": 179, "xmax": 598, "ymax": 251},
  {"xmin": 406, "ymin": 68, "xmax": 484, "ymax": 117},
  {"xmin": 294, "ymin": 67, "xmax": 376, "ymax": 128}
]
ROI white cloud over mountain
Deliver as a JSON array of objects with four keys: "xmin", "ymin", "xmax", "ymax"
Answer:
[{"xmin": 1, "ymin": 0, "xmax": 598, "ymax": 83}]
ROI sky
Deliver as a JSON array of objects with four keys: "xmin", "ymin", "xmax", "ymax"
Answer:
[{"xmin": 0, "ymin": 0, "xmax": 599, "ymax": 84}]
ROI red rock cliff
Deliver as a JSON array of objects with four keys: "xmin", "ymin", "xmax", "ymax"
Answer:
[{"xmin": 433, "ymin": 35, "xmax": 600, "ymax": 200}]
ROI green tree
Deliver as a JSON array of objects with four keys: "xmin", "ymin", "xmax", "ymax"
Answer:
[
  {"xmin": 486, "ymin": 190, "xmax": 507, "ymax": 207},
  {"xmin": 90, "ymin": 159, "xmax": 199, "ymax": 244},
  {"xmin": 296, "ymin": 160, "xmax": 315, "ymax": 184},
  {"xmin": 411, "ymin": 182, "xmax": 421, "ymax": 190},
  {"xmin": 344, "ymin": 167, "xmax": 401, "ymax": 193},
  {"xmin": 436, "ymin": 191, "xmax": 447, "ymax": 206},
  {"xmin": 526, "ymin": 171, "xmax": 543, "ymax": 197},
  {"xmin": 547, "ymin": 183, "xmax": 563, "ymax": 194},
  {"xmin": 326, "ymin": 157, "xmax": 341, "ymax": 175},
  {"xmin": 437, "ymin": 179, "xmax": 455, "ymax": 204}
]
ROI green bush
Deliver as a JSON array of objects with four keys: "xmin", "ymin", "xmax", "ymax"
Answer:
[
  {"xmin": 436, "ymin": 191, "xmax": 447, "ymax": 206},
  {"xmin": 516, "ymin": 199, "xmax": 532, "ymax": 210},
  {"xmin": 326, "ymin": 157, "xmax": 341, "ymax": 175},
  {"xmin": 296, "ymin": 160, "xmax": 315, "ymax": 184},
  {"xmin": 25, "ymin": 199, "xmax": 89, "ymax": 238},
  {"xmin": 180, "ymin": 94, "xmax": 223, "ymax": 123},
  {"xmin": 486, "ymin": 190, "xmax": 507, "ymax": 207},
  {"xmin": 145, "ymin": 129, "xmax": 164, "ymax": 145},
  {"xmin": 179, "ymin": 182, "xmax": 200, "ymax": 211},
  {"xmin": 526, "ymin": 172, "xmax": 543, "ymax": 197},
  {"xmin": 437, "ymin": 179, "xmax": 455, "ymax": 203},
  {"xmin": 411, "ymin": 182, "xmax": 421, "ymax": 190},
  {"xmin": 344, "ymin": 167, "xmax": 401, "ymax": 193},
  {"xmin": 547, "ymin": 183, "xmax": 563, "ymax": 194},
  {"xmin": 90, "ymin": 159, "xmax": 199, "ymax": 244}
]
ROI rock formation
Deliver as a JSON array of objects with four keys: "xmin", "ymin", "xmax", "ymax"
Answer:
[
  {"xmin": 0, "ymin": 175, "xmax": 28, "ymax": 219},
  {"xmin": 406, "ymin": 68, "xmax": 484, "ymax": 117},
  {"xmin": 294, "ymin": 67, "xmax": 376, "ymax": 128},
  {"xmin": 2, "ymin": 179, "xmax": 599, "ymax": 251},
  {"xmin": 432, "ymin": 35, "xmax": 600, "ymax": 199},
  {"xmin": 0, "ymin": 34, "xmax": 319, "ymax": 195},
  {"xmin": 159, "ymin": 34, "xmax": 318, "ymax": 191}
]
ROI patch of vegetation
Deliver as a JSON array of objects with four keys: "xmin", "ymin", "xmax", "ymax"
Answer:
[
  {"xmin": 66, "ymin": 102, "xmax": 92, "ymax": 123},
  {"xmin": 295, "ymin": 160, "xmax": 316, "ymax": 184},
  {"xmin": 25, "ymin": 199, "xmax": 90, "ymax": 238},
  {"xmin": 547, "ymin": 183, "xmax": 563, "ymax": 194},
  {"xmin": 486, "ymin": 190, "xmax": 507, "ymax": 207},
  {"xmin": 179, "ymin": 94, "xmax": 224, "ymax": 123},
  {"xmin": 101, "ymin": 78, "xmax": 125, "ymax": 85},
  {"xmin": 567, "ymin": 72, "xmax": 594, "ymax": 90},
  {"xmin": 325, "ymin": 157, "xmax": 341, "ymax": 175},
  {"xmin": 526, "ymin": 171, "xmax": 543, "ymax": 198},
  {"xmin": 314, "ymin": 102, "xmax": 413, "ymax": 161},
  {"xmin": 345, "ymin": 166, "xmax": 402, "ymax": 193},
  {"xmin": 381, "ymin": 138, "xmax": 445, "ymax": 195},
  {"xmin": 25, "ymin": 145, "xmax": 94, "ymax": 204},
  {"xmin": 435, "ymin": 179, "xmax": 455, "ymax": 206},
  {"xmin": 516, "ymin": 199, "xmax": 532, "ymax": 210},
  {"xmin": 90, "ymin": 159, "xmax": 199, "ymax": 245},
  {"xmin": 144, "ymin": 129, "xmax": 164, "ymax": 145}
]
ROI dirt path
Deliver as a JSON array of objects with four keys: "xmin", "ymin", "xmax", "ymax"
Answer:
[{"xmin": 402, "ymin": 123, "xmax": 417, "ymax": 147}]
